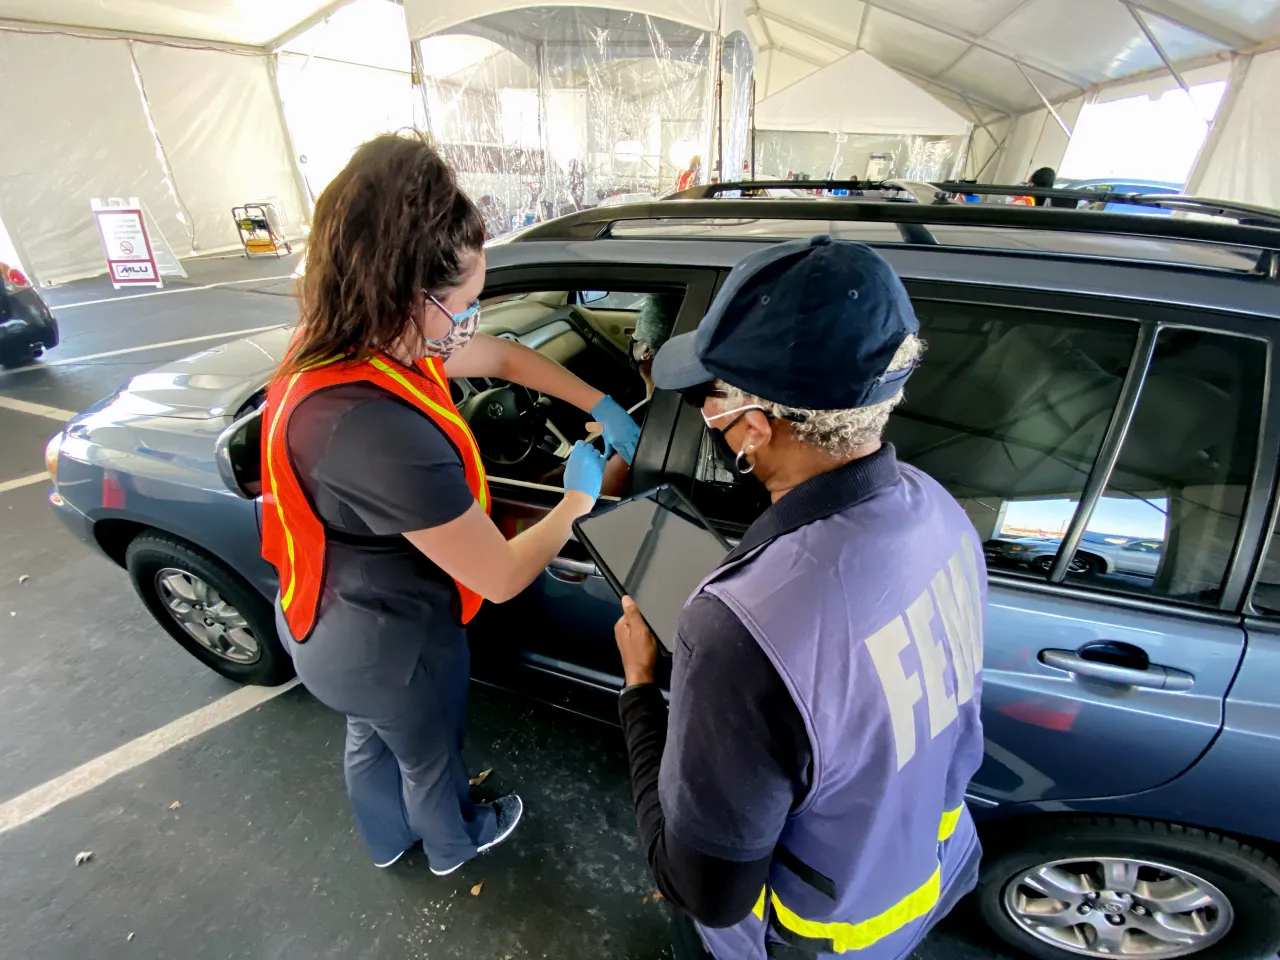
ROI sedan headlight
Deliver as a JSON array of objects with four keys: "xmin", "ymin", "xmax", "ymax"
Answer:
[{"xmin": 45, "ymin": 431, "xmax": 63, "ymax": 484}]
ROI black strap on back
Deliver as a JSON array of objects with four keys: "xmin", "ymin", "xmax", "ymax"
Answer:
[{"xmin": 772, "ymin": 843, "xmax": 837, "ymax": 900}]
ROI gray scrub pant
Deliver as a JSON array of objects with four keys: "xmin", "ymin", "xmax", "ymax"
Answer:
[{"xmin": 283, "ymin": 611, "xmax": 498, "ymax": 869}]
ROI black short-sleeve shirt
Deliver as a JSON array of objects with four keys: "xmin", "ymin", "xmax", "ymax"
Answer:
[{"xmin": 281, "ymin": 381, "xmax": 479, "ymax": 686}]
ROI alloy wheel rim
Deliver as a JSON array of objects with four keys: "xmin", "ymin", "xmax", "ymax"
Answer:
[
  {"xmin": 1003, "ymin": 856, "xmax": 1232, "ymax": 958},
  {"xmin": 155, "ymin": 568, "xmax": 261, "ymax": 664}
]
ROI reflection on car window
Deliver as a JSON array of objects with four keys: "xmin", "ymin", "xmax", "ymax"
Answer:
[
  {"xmin": 579, "ymin": 290, "xmax": 652, "ymax": 311},
  {"xmin": 1064, "ymin": 329, "xmax": 1263, "ymax": 606},
  {"xmin": 890, "ymin": 303, "xmax": 1137, "ymax": 583},
  {"xmin": 1252, "ymin": 525, "xmax": 1280, "ymax": 616},
  {"xmin": 694, "ymin": 302, "xmax": 1139, "ymax": 558}
]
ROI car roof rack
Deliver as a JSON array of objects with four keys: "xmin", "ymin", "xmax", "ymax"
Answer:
[
  {"xmin": 514, "ymin": 197, "xmax": 1280, "ymax": 277},
  {"xmin": 676, "ymin": 179, "xmax": 1280, "ymax": 228}
]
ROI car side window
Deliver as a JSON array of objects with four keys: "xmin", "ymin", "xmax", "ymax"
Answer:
[
  {"xmin": 1063, "ymin": 329, "xmax": 1263, "ymax": 606},
  {"xmin": 467, "ymin": 287, "xmax": 685, "ymax": 493},
  {"xmin": 692, "ymin": 301, "xmax": 1139, "ymax": 566},
  {"xmin": 1251, "ymin": 521, "xmax": 1280, "ymax": 616}
]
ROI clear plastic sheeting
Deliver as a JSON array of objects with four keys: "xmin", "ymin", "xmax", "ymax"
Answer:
[
  {"xmin": 418, "ymin": 7, "xmax": 713, "ymax": 238},
  {"xmin": 721, "ymin": 31, "xmax": 754, "ymax": 181},
  {"xmin": 754, "ymin": 132, "xmax": 964, "ymax": 183}
]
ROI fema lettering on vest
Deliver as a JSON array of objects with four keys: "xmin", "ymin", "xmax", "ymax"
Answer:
[{"xmin": 696, "ymin": 466, "xmax": 986, "ymax": 960}]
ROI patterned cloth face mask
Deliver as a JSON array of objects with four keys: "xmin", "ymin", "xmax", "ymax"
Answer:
[{"xmin": 420, "ymin": 295, "xmax": 480, "ymax": 361}]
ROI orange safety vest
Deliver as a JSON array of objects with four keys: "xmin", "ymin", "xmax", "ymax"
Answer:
[{"xmin": 261, "ymin": 354, "xmax": 490, "ymax": 641}]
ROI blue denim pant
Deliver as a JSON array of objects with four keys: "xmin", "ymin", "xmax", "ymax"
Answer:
[{"xmin": 285, "ymin": 611, "xmax": 497, "ymax": 869}]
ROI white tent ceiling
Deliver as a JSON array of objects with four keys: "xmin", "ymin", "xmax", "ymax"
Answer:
[
  {"xmin": 0, "ymin": 0, "xmax": 1274, "ymax": 116},
  {"xmin": 755, "ymin": 50, "xmax": 971, "ymax": 136}
]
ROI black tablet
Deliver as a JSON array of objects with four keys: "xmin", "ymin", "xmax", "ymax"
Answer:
[{"xmin": 573, "ymin": 484, "xmax": 731, "ymax": 654}]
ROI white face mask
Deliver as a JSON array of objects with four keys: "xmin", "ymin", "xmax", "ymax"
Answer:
[{"xmin": 418, "ymin": 296, "xmax": 480, "ymax": 361}]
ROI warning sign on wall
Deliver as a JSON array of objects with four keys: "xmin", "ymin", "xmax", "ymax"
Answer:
[{"xmin": 92, "ymin": 207, "xmax": 161, "ymax": 288}]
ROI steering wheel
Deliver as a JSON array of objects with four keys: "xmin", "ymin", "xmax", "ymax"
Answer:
[{"xmin": 458, "ymin": 383, "xmax": 545, "ymax": 466}]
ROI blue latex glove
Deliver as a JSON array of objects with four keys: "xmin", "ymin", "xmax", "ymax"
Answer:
[
  {"xmin": 564, "ymin": 440, "xmax": 606, "ymax": 501},
  {"xmin": 590, "ymin": 395, "xmax": 641, "ymax": 465}
]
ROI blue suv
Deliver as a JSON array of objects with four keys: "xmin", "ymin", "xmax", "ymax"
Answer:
[{"xmin": 48, "ymin": 185, "xmax": 1280, "ymax": 960}]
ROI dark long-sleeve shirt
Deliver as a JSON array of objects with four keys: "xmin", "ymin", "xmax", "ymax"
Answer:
[
  {"xmin": 617, "ymin": 446, "xmax": 904, "ymax": 929},
  {"xmin": 619, "ymin": 595, "xmax": 811, "ymax": 927}
]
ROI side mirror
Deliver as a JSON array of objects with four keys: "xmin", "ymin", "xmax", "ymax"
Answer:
[{"xmin": 215, "ymin": 404, "xmax": 266, "ymax": 499}]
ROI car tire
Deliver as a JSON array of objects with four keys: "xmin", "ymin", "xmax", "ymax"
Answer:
[
  {"xmin": 0, "ymin": 344, "xmax": 37, "ymax": 369},
  {"xmin": 125, "ymin": 533, "xmax": 293, "ymax": 686},
  {"xmin": 976, "ymin": 816, "xmax": 1280, "ymax": 960}
]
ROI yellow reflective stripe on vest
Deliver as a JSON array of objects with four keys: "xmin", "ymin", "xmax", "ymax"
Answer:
[
  {"xmin": 266, "ymin": 372, "xmax": 304, "ymax": 610},
  {"xmin": 750, "ymin": 806, "xmax": 965, "ymax": 953},
  {"xmin": 938, "ymin": 806, "xmax": 963, "ymax": 842},
  {"xmin": 367, "ymin": 357, "xmax": 489, "ymax": 511}
]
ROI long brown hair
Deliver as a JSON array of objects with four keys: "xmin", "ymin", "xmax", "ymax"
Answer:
[{"xmin": 281, "ymin": 132, "xmax": 484, "ymax": 376}]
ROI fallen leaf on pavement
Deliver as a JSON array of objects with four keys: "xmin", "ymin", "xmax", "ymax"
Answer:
[
  {"xmin": 127, "ymin": 933, "xmax": 135, "ymax": 942},
  {"xmin": 651, "ymin": 890, "xmax": 663, "ymax": 901},
  {"xmin": 470, "ymin": 881, "xmax": 484, "ymax": 896},
  {"xmin": 168, "ymin": 801, "xmax": 182, "ymax": 810},
  {"xmin": 468, "ymin": 769, "xmax": 492, "ymax": 786},
  {"xmin": 18, "ymin": 575, "xmax": 29, "ymax": 584},
  {"xmin": 74, "ymin": 851, "xmax": 93, "ymax": 866}
]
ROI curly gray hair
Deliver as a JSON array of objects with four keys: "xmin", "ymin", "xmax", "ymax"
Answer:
[{"xmin": 716, "ymin": 334, "xmax": 924, "ymax": 458}]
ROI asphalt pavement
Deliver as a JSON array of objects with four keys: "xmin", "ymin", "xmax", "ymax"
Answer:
[{"xmin": 0, "ymin": 255, "xmax": 1017, "ymax": 959}]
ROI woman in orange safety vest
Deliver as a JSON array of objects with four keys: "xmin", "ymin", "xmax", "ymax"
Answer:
[{"xmin": 262, "ymin": 133, "xmax": 637, "ymax": 875}]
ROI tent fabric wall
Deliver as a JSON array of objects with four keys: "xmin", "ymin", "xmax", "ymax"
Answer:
[
  {"xmin": 132, "ymin": 45, "xmax": 308, "ymax": 253},
  {"xmin": 993, "ymin": 95, "xmax": 1085, "ymax": 185},
  {"xmin": 755, "ymin": 51, "xmax": 971, "ymax": 136},
  {"xmin": 1188, "ymin": 50, "xmax": 1280, "ymax": 209},
  {"xmin": 0, "ymin": 30, "xmax": 187, "ymax": 284},
  {"xmin": 275, "ymin": 54, "xmax": 423, "ymax": 199}
]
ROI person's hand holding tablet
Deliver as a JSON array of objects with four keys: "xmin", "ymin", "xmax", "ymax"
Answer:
[{"xmin": 614, "ymin": 596, "xmax": 658, "ymax": 687}]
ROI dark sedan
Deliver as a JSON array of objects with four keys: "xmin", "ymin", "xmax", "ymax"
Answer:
[{"xmin": 0, "ymin": 261, "xmax": 58, "ymax": 368}]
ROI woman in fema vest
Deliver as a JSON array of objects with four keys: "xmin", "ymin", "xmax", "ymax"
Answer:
[
  {"xmin": 613, "ymin": 237, "xmax": 987, "ymax": 959},
  {"xmin": 261, "ymin": 133, "xmax": 633, "ymax": 875}
]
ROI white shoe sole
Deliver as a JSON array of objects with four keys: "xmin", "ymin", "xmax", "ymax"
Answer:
[
  {"xmin": 429, "ymin": 860, "xmax": 465, "ymax": 877},
  {"xmin": 374, "ymin": 849, "xmax": 407, "ymax": 869}
]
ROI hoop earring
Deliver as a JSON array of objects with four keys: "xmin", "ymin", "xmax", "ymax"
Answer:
[{"xmin": 735, "ymin": 448, "xmax": 755, "ymax": 475}]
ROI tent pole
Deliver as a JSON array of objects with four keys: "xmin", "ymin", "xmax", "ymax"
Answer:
[
  {"xmin": 749, "ymin": 77, "xmax": 757, "ymax": 180},
  {"xmin": 714, "ymin": 35, "xmax": 724, "ymax": 182},
  {"xmin": 1123, "ymin": 1, "xmax": 1209, "ymax": 124},
  {"xmin": 267, "ymin": 54, "xmax": 315, "ymax": 220},
  {"xmin": 1015, "ymin": 62, "xmax": 1072, "ymax": 137}
]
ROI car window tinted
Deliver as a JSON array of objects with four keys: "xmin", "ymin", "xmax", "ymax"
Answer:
[
  {"xmin": 1251, "ymin": 524, "xmax": 1280, "ymax": 616},
  {"xmin": 692, "ymin": 302, "xmax": 1139, "ymax": 565},
  {"xmin": 1063, "ymin": 329, "xmax": 1263, "ymax": 606}
]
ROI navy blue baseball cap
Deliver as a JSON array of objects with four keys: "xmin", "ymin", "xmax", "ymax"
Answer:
[{"xmin": 652, "ymin": 236, "xmax": 919, "ymax": 410}]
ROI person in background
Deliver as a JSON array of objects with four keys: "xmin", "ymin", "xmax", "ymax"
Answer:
[
  {"xmin": 676, "ymin": 156, "xmax": 702, "ymax": 193},
  {"xmin": 1028, "ymin": 166, "xmax": 1079, "ymax": 208},
  {"xmin": 261, "ymin": 133, "xmax": 637, "ymax": 878},
  {"xmin": 613, "ymin": 237, "xmax": 987, "ymax": 960},
  {"xmin": 595, "ymin": 293, "xmax": 682, "ymax": 496}
]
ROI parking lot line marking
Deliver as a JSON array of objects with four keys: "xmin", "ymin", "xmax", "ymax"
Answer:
[
  {"xmin": 0, "ymin": 472, "xmax": 49, "ymax": 494},
  {"xmin": 0, "ymin": 325, "xmax": 287, "ymax": 376},
  {"xmin": 0, "ymin": 679, "xmax": 300, "ymax": 836},
  {"xmin": 54, "ymin": 275, "xmax": 295, "ymax": 310},
  {"xmin": 0, "ymin": 395, "xmax": 77, "ymax": 421}
]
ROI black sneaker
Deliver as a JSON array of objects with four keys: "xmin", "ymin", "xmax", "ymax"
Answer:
[{"xmin": 477, "ymin": 795, "xmax": 523, "ymax": 854}]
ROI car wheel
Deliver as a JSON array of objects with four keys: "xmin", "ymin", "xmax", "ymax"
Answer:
[
  {"xmin": 1031, "ymin": 554, "xmax": 1101, "ymax": 576},
  {"xmin": 977, "ymin": 817, "xmax": 1280, "ymax": 960},
  {"xmin": 125, "ymin": 533, "xmax": 293, "ymax": 686},
  {"xmin": 0, "ymin": 344, "xmax": 37, "ymax": 369}
]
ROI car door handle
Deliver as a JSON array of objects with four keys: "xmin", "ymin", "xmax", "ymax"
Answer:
[
  {"xmin": 1039, "ymin": 649, "xmax": 1194, "ymax": 691},
  {"xmin": 545, "ymin": 557, "xmax": 600, "ymax": 583}
]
